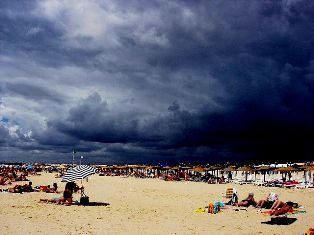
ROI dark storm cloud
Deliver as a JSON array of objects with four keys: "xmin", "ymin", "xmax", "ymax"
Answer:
[
  {"xmin": 51, "ymin": 93, "xmax": 144, "ymax": 143},
  {"xmin": 0, "ymin": 125, "xmax": 10, "ymax": 144},
  {"xmin": 4, "ymin": 82, "xmax": 66, "ymax": 104},
  {"xmin": 0, "ymin": 0, "xmax": 314, "ymax": 163}
]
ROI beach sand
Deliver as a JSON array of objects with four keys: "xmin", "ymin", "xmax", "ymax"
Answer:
[{"xmin": 0, "ymin": 173, "xmax": 313, "ymax": 235}]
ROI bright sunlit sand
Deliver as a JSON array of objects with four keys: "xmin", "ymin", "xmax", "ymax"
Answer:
[{"xmin": 0, "ymin": 173, "xmax": 313, "ymax": 235}]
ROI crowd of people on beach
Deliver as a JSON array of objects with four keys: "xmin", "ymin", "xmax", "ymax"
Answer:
[
  {"xmin": 97, "ymin": 165, "xmax": 314, "ymax": 190},
  {"xmin": 0, "ymin": 165, "xmax": 62, "ymax": 194},
  {"xmin": 223, "ymin": 190, "xmax": 301, "ymax": 216},
  {"xmin": 0, "ymin": 165, "xmax": 30, "ymax": 185},
  {"xmin": 0, "ymin": 163, "xmax": 310, "ymax": 214},
  {"xmin": 98, "ymin": 168, "xmax": 229, "ymax": 183}
]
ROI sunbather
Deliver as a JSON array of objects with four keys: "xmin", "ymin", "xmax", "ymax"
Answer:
[
  {"xmin": 269, "ymin": 201, "xmax": 294, "ymax": 216},
  {"xmin": 237, "ymin": 193, "xmax": 257, "ymax": 207},
  {"xmin": 256, "ymin": 192, "xmax": 279, "ymax": 209},
  {"xmin": 0, "ymin": 175, "xmax": 6, "ymax": 185},
  {"xmin": 8, "ymin": 184, "xmax": 23, "ymax": 193},
  {"xmin": 40, "ymin": 189, "xmax": 73, "ymax": 205},
  {"xmin": 8, "ymin": 181, "xmax": 33, "ymax": 193},
  {"xmin": 269, "ymin": 200, "xmax": 286, "ymax": 210},
  {"xmin": 22, "ymin": 181, "xmax": 33, "ymax": 192},
  {"xmin": 57, "ymin": 182, "xmax": 82, "ymax": 205}
]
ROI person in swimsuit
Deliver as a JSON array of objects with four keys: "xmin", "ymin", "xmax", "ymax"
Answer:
[
  {"xmin": 256, "ymin": 192, "xmax": 279, "ymax": 209},
  {"xmin": 237, "ymin": 193, "xmax": 257, "ymax": 207},
  {"xmin": 269, "ymin": 201, "xmax": 294, "ymax": 216}
]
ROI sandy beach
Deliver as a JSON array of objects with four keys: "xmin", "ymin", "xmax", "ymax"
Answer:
[{"xmin": 0, "ymin": 173, "xmax": 313, "ymax": 235}]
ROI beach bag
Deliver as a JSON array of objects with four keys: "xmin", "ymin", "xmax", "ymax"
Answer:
[
  {"xmin": 80, "ymin": 191, "xmax": 89, "ymax": 206},
  {"xmin": 214, "ymin": 202, "xmax": 221, "ymax": 214},
  {"xmin": 306, "ymin": 228, "xmax": 314, "ymax": 235},
  {"xmin": 80, "ymin": 196, "xmax": 89, "ymax": 206},
  {"xmin": 208, "ymin": 203, "xmax": 214, "ymax": 214}
]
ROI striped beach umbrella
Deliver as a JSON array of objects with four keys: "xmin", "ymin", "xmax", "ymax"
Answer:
[{"xmin": 62, "ymin": 165, "xmax": 96, "ymax": 182}]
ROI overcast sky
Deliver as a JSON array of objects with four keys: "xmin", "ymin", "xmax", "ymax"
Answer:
[{"xmin": 1, "ymin": 0, "xmax": 314, "ymax": 164}]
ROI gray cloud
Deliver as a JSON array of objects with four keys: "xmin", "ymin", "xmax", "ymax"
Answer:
[
  {"xmin": 0, "ymin": 0, "xmax": 314, "ymax": 164},
  {"xmin": 4, "ymin": 82, "xmax": 65, "ymax": 104}
]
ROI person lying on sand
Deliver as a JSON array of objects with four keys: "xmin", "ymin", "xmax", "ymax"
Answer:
[
  {"xmin": 22, "ymin": 181, "xmax": 33, "ymax": 192},
  {"xmin": 8, "ymin": 184, "xmax": 23, "ymax": 193},
  {"xmin": 269, "ymin": 201, "xmax": 294, "ymax": 216},
  {"xmin": 40, "ymin": 194, "xmax": 72, "ymax": 205},
  {"xmin": 237, "ymin": 193, "xmax": 257, "ymax": 207},
  {"xmin": 0, "ymin": 174, "xmax": 6, "ymax": 185},
  {"xmin": 51, "ymin": 183, "xmax": 58, "ymax": 193},
  {"xmin": 256, "ymin": 192, "xmax": 279, "ymax": 209},
  {"xmin": 40, "ymin": 183, "xmax": 59, "ymax": 193},
  {"xmin": 40, "ymin": 189, "xmax": 73, "ymax": 205},
  {"xmin": 40, "ymin": 183, "xmax": 83, "ymax": 206},
  {"xmin": 269, "ymin": 200, "xmax": 298, "ymax": 210},
  {"xmin": 8, "ymin": 182, "xmax": 33, "ymax": 193}
]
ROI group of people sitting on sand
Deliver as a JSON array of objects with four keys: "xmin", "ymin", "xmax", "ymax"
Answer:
[
  {"xmin": 4, "ymin": 181, "xmax": 34, "ymax": 193},
  {"xmin": 233, "ymin": 192, "xmax": 297, "ymax": 216},
  {"xmin": 36, "ymin": 183, "xmax": 59, "ymax": 193},
  {"xmin": 0, "ymin": 167, "xmax": 29, "ymax": 185},
  {"xmin": 0, "ymin": 181, "xmax": 59, "ymax": 194},
  {"xmin": 40, "ymin": 182, "xmax": 83, "ymax": 206},
  {"xmin": 1, "ymin": 177, "xmax": 82, "ymax": 206}
]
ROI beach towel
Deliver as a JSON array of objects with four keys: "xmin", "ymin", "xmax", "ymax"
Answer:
[
  {"xmin": 195, "ymin": 208, "xmax": 206, "ymax": 213},
  {"xmin": 214, "ymin": 203, "xmax": 220, "ymax": 214},
  {"xmin": 261, "ymin": 209, "xmax": 306, "ymax": 216}
]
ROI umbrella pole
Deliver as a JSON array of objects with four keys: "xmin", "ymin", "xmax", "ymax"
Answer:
[{"xmin": 72, "ymin": 151, "xmax": 75, "ymax": 167}]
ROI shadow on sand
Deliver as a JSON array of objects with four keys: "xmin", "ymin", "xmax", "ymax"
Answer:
[{"xmin": 261, "ymin": 217, "xmax": 297, "ymax": 225}]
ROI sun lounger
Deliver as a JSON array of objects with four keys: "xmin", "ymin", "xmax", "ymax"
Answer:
[
  {"xmin": 237, "ymin": 180, "xmax": 254, "ymax": 185},
  {"xmin": 253, "ymin": 180, "xmax": 266, "ymax": 186},
  {"xmin": 295, "ymin": 182, "xmax": 314, "ymax": 189},
  {"xmin": 282, "ymin": 181, "xmax": 299, "ymax": 188},
  {"xmin": 225, "ymin": 188, "xmax": 237, "ymax": 198}
]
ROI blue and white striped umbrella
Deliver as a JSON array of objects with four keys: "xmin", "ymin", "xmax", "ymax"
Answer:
[{"xmin": 62, "ymin": 165, "xmax": 96, "ymax": 182}]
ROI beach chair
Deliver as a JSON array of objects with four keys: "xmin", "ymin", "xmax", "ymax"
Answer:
[
  {"xmin": 238, "ymin": 179, "xmax": 254, "ymax": 185},
  {"xmin": 253, "ymin": 179, "xmax": 265, "ymax": 186},
  {"xmin": 282, "ymin": 181, "xmax": 299, "ymax": 189},
  {"xmin": 295, "ymin": 182, "xmax": 314, "ymax": 189},
  {"xmin": 225, "ymin": 188, "xmax": 236, "ymax": 198},
  {"xmin": 232, "ymin": 177, "xmax": 243, "ymax": 184}
]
